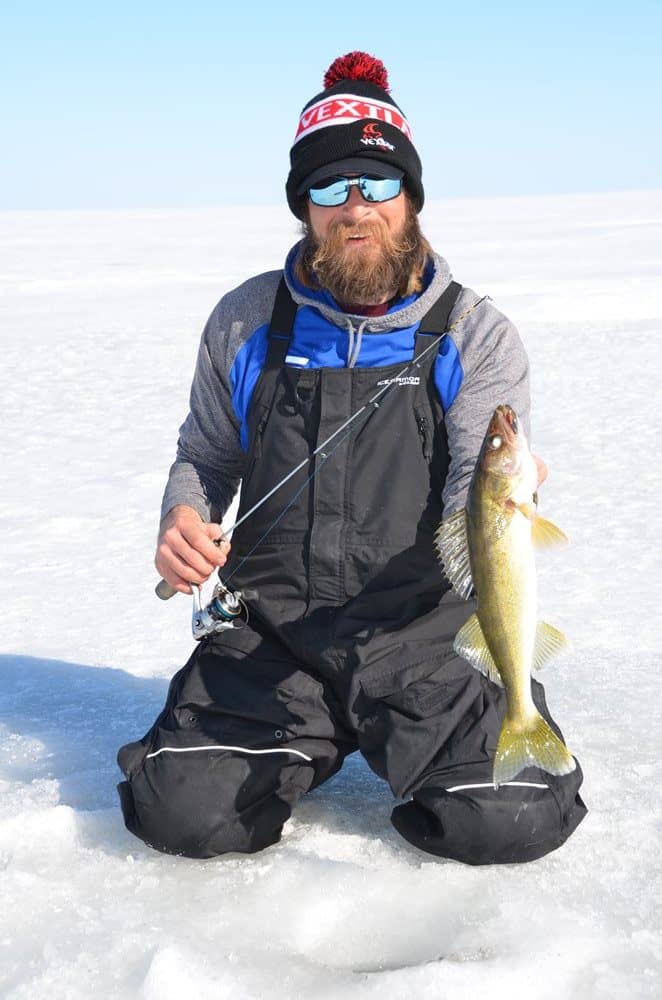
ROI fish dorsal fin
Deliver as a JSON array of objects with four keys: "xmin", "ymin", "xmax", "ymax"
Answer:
[
  {"xmin": 531, "ymin": 515, "xmax": 568, "ymax": 548},
  {"xmin": 533, "ymin": 621, "xmax": 570, "ymax": 670},
  {"xmin": 434, "ymin": 509, "xmax": 474, "ymax": 599},
  {"xmin": 454, "ymin": 613, "xmax": 504, "ymax": 687}
]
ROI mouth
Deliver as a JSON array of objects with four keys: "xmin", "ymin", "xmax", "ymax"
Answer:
[
  {"xmin": 501, "ymin": 405, "xmax": 518, "ymax": 433},
  {"xmin": 489, "ymin": 405, "xmax": 519, "ymax": 442}
]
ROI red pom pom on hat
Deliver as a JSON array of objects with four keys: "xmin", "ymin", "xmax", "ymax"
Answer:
[{"xmin": 323, "ymin": 52, "xmax": 390, "ymax": 93}]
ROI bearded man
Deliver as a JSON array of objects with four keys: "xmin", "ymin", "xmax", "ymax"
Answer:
[{"xmin": 117, "ymin": 53, "xmax": 586, "ymax": 862}]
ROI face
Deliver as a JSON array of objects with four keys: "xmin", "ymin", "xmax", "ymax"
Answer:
[
  {"xmin": 300, "ymin": 178, "xmax": 426, "ymax": 306},
  {"xmin": 307, "ymin": 179, "xmax": 408, "ymax": 250}
]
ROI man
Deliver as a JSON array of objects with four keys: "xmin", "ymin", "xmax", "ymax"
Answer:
[{"xmin": 117, "ymin": 52, "xmax": 586, "ymax": 863}]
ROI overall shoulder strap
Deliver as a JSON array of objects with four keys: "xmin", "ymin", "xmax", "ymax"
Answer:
[
  {"xmin": 414, "ymin": 280, "xmax": 462, "ymax": 359},
  {"xmin": 265, "ymin": 276, "xmax": 298, "ymax": 370}
]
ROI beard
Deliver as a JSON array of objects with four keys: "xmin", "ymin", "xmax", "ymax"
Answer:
[{"xmin": 298, "ymin": 200, "xmax": 431, "ymax": 306}]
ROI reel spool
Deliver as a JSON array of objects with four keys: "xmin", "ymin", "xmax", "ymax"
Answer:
[{"xmin": 191, "ymin": 579, "xmax": 248, "ymax": 640}]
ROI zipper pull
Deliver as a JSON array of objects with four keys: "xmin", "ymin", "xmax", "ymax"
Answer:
[{"xmin": 416, "ymin": 412, "xmax": 433, "ymax": 461}]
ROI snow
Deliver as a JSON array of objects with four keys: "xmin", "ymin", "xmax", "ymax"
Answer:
[{"xmin": 1, "ymin": 190, "xmax": 661, "ymax": 998}]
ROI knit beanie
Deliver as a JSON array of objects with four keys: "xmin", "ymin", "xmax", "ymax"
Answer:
[{"xmin": 286, "ymin": 52, "xmax": 424, "ymax": 220}]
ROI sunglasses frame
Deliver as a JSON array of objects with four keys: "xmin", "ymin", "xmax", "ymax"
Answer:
[{"xmin": 307, "ymin": 174, "xmax": 403, "ymax": 208}]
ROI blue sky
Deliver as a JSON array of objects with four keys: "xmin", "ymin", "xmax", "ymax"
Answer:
[{"xmin": 1, "ymin": 0, "xmax": 659, "ymax": 209}]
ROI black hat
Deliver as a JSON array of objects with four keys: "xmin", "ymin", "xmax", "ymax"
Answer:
[{"xmin": 286, "ymin": 52, "xmax": 424, "ymax": 220}]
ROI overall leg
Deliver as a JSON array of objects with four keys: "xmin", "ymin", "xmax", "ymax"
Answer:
[
  {"xmin": 117, "ymin": 623, "xmax": 351, "ymax": 858},
  {"xmin": 391, "ymin": 666, "xmax": 586, "ymax": 864},
  {"xmin": 354, "ymin": 600, "xmax": 586, "ymax": 865}
]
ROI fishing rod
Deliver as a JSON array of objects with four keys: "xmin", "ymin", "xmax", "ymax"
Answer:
[{"xmin": 155, "ymin": 296, "xmax": 488, "ymax": 637}]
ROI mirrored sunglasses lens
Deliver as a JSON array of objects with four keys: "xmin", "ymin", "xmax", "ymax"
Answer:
[
  {"xmin": 359, "ymin": 176, "xmax": 402, "ymax": 202},
  {"xmin": 308, "ymin": 178, "xmax": 349, "ymax": 206}
]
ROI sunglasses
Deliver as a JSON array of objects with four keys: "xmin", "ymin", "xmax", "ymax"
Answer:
[{"xmin": 308, "ymin": 174, "xmax": 402, "ymax": 207}]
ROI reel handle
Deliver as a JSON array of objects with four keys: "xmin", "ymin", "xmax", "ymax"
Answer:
[{"xmin": 155, "ymin": 578, "xmax": 178, "ymax": 600}]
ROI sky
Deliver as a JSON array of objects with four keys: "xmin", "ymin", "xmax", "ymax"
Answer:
[{"xmin": 1, "ymin": 0, "xmax": 660, "ymax": 209}]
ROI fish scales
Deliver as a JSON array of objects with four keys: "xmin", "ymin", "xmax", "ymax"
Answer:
[{"xmin": 470, "ymin": 491, "xmax": 536, "ymax": 717}]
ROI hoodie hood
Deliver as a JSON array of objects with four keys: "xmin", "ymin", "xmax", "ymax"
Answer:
[{"xmin": 283, "ymin": 242, "xmax": 454, "ymax": 333}]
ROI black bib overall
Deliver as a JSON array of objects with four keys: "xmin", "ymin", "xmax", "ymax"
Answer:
[{"xmin": 118, "ymin": 280, "xmax": 586, "ymax": 862}]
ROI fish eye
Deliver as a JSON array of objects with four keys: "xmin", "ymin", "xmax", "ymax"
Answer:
[
  {"xmin": 489, "ymin": 435, "xmax": 502, "ymax": 449},
  {"xmin": 511, "ymin": 415, "xmax": 519, "ymax": 433}
]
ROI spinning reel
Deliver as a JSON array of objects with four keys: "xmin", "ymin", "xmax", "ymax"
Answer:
[{"xmin": 191, "ymin": 577, "xmax": 249, "ymax": 641}]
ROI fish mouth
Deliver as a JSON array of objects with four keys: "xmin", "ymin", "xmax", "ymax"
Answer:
[
  {"xmin": 480, "ymin": 404, "xmax": 523, "ymax": 479},
  {"xmin": 487, "ymin": 404, "xmax": 519, "ymax": 445}
]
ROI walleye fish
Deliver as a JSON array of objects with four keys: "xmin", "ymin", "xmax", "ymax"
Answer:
[{"xmin": 435, "ymin": 404, "xmax": 575, "ymax": 788}]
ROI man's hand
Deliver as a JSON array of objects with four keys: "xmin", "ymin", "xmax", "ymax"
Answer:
[
  {"xmin": 155, "ymin": 504, "xmax": 231, "ymax": 595},
  {"xmin": 533, "ymin": 455, "xmax": 548, "ymax": 488}
]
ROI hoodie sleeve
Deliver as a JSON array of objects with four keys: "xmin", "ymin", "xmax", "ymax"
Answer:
[
  {"xmin": 159, "ymin": 269, "xmax": 283, "ymax": 524},
  {"xmin": 159, "ymin": 303, "xmax": 246, "ymax": 524},
  {"xmin": 442, "ymin": 296, "xmax": 531, "ymax": 516}
]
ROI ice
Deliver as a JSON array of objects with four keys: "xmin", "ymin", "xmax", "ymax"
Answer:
[{"xmin": 1, "ymin": 191, "xmax": 661, "ymax": 997}]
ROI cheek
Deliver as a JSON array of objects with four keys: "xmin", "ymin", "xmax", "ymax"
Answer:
[
  {"xmin": 308, "ymin": 204, "xmax": 334, "ymax": 240},
  {"xmin": 381, "ymin": 199, "xmax": 407, "ymax": 231}
]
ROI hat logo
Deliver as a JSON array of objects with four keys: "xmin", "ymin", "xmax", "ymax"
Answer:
[
  {"xmin": 293, "ymin": 93, "xmax": 412, "ymax": 144},
  {"xmin": 360, "ymin": 121, "xmax": 395, "ymax": 152}
]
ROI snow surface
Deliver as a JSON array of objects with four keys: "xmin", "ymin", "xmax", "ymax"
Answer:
[{"xmin": 1, "ymin": 190, "xmax": 661, "ymax": 998}]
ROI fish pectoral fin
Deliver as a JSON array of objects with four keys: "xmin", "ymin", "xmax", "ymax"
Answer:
[
  {"xmin": 514, "ymin": 501, "xmax": 538, "ymax": 520},
  {"xmin": 434, "ymin": 508, "xmax": 474, "ymax": 600},
  {"xmin": 531, "ymin": 515, "xmax": 569, "ymax": 548},
  {"xmin": 454, "ymin": 613, "xmax": 504, "ymax": 687},
  {"xmin": 533, "ymin": 621, "xmax": 570, "ymax": 670}
]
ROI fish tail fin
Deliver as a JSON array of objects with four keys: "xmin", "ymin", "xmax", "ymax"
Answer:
[{"xmin": 493, "ymin": 711, "xmax": 576, "ymax": 788}]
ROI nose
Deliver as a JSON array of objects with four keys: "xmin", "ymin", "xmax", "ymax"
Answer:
[{"xmin": 341, "ymin": 184, "xmax": 371, "ymax": 220}]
